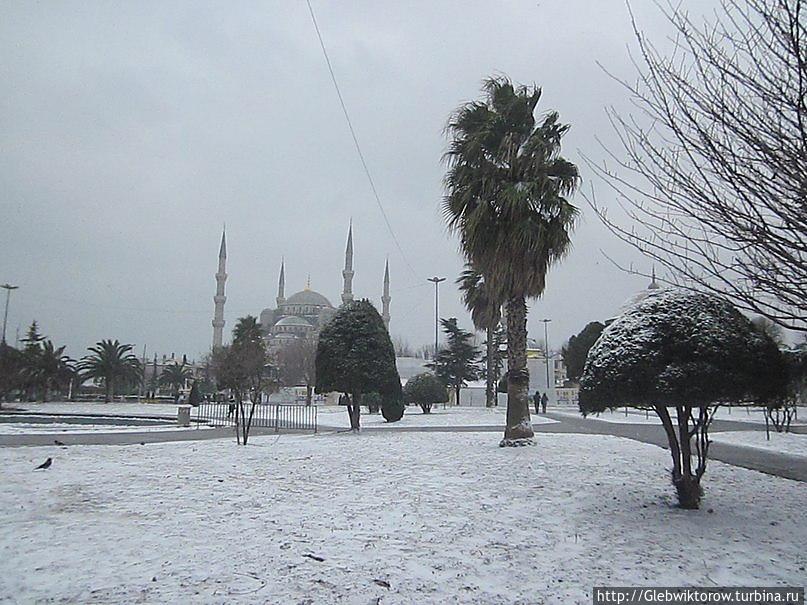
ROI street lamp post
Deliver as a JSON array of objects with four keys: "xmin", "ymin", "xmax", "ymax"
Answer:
[
  {"xmin": 427, "ymin": 277, "xmax": 446, "ymax": 360},
  {"xmin": 1, "ymin": 284, "xmax": 19, "ymax": 346},
  {"xmin": 540, "ymin": 318, "xmax": 552, "ymax": 393}
]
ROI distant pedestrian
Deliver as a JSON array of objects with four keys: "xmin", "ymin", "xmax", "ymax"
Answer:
[
  {"xmin": 533, "ymin": 391, "xmax": 541, "ymax": 415},
  {"xmin": 541, "ymin": 392, "xmax": 548, "ymax": 414}
]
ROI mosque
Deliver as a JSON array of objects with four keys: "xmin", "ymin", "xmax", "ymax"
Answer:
[{"xmin": 211, "ymin": 223, "xmax": 390, "ymax": 352}]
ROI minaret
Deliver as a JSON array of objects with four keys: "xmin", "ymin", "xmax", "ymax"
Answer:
[
  {"xmin": 276, "ymin": 258, "xmax": 286, "ymax": 307},
  {"xmin": 648, "ymin": 266, "xmax": 660, "ymax": 290},
  {"xmin": 212, "ymin": 228, "xmax": 227, "ymax": 349},
  {"xmin": 381, "ymin": 259, "xmax": 391, "ymax": 330},
  {"xmin": 341, "ymin": 222, "xmax": 354, "ymax": 304}
]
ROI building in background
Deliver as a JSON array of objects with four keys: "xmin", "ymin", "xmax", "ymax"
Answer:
[{"xmin": 211, "ymin": 223, "xmax": 391, "ymax": 352}]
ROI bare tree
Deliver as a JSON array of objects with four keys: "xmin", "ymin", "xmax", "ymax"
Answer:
[
  {"xmin": 391, "ymin": 335, "xmax": 414, "ymax": 357},
  {"xmin": 276, "ymin": 337, "xmax": 318, "ymax": 405},
  {"xmin": 589, "ymin": 0, "xmax": 806, "ymax": 331}
]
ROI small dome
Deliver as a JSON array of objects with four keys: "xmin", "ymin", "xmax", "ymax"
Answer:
[
  {"xmin": 285, "ymin": 290, "xmax": 333, "ymax": 307},
  {"xmin": 275, "ymin": 316, "xmax": 312, "ymax": 328},
  {"xmin": 614, "ymin": 273, "xmax": 663, "ymax": 318}
]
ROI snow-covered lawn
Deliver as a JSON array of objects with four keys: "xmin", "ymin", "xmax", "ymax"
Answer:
[
  {"xmin": 8, "ymin": 401, "xmax": 183, "ymax": 418},
  {"xmin": 710, "ymin": 431, "xmax": 807, "ymax": 458},
  {"xmin": 317, "ymin": 405, "xmax": 558, "ymax": 429},
  {"xmin": 711, "ymin": 406, "xmax": 806, "ymax": 426},
  {"xmin": 1, "ymin": 432, "xmax": 803, "ymax": 604},
  {"xmin": 552, "ymin": 408, "xmax": 664, "ymax": 425},
  {"xmin": 0, "ymin": 423, "xmax": 211, "ymax": 435},
  {"xmin": 552, "ymin": 406, "xmax": 807, "ymax": 427}
]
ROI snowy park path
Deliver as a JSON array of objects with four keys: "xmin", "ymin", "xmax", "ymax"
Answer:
[{"xmin": 540, "ymin": 412, "xmax": 807, "ymax": 483}]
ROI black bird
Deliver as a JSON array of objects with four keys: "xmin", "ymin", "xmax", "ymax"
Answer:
[
  {"xmin": 34, "ymin": 457, "xmax": 52, "ymax": 470},
  {"xmin": 54, "ymin": 440, "xmax": 65, "ymax": 446}
]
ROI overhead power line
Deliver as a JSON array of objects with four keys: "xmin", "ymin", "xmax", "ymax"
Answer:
[{"xmin": 305, "ymin": 0, "xmax": 417, "ymax": 278}]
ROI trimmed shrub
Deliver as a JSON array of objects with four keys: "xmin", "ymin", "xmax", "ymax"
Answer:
[{"xmin": 403, "ymin": 372, "xmax": 448, "ymax": 413}]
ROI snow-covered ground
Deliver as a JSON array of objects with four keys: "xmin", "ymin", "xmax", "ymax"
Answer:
[
  {"xmin": 552, "ymin": 408, "xmax": 664, "ymax": 425},
  {"xmin": 710, "ymin": 431, "xmax": 807, "ymax": 458},
  {"xmin": 552, "ymin": 406, "xmax": 807, "ymax": 426},
  {"xmin": 7, "ymin": 402, "xmax": 183, "ymax": 418},
  {"xmin": 0, "ymin": 423, "xmax": 211, "ymax": 435},
  {"xmin": 711, "ymin": 406, "xmax": 806, "ymax": 426},
  {"xmin": 318, "ymin": 405, "xmax": 558, "ymax": 429},
  {"xmin": 1, "ymin": 432, "xmax": 803, "ymax": 604}
]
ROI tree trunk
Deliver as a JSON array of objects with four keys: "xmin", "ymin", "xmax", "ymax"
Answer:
[
  {"xmin": 656, "ymin": 404, "xmax": 705, "ymax": 509},
  {"xmin": 105, "ymin": 378, "xmax": 113, "ymax": 403},
  {"xmin": 354, "ymin": 392, "xmax": 361, "ymax": 430},
  {"xmin": 242, "ymin": 400, "xmax": 257, "ymax": 445},
  {"xmin": 346, "ymin": 392, "xmax": 361, "ymax": 431},
  {"xmin": 345, "ymin": 394, "xmax": 354, "ymax": 430},
  {"xmin": 485, "ymin": 326, "xmax": 496, "ymax": 407},
  {"xmin": 501, "ymin": 295, "xmax": 534, "ymax": 446},
  {"xmin": 455, "ymin": 384, "xmax": 461, "ymax": 406},
  {"xmin": 305, "ymin": 384, "xmax": 313, "ymax": 406}
]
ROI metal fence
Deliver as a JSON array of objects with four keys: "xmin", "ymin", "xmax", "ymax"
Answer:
[{"xmin": 195, "ymin": 402, "xmax": 317, "ymax": 433}]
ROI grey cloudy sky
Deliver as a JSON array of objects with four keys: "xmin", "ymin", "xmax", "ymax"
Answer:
[{"xmin": 1, "ymin": 1, "xmax": 705, "ymax": 359}]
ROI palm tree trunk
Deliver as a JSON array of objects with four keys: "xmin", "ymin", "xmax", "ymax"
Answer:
[
  {"xmin": 105, "ymin": 377, "xmax": 113, "ymax": 403},
  {"xmin": 502, "ymin": 295, "xmax": 534, "ymax": 446},
  {"xmin": 485, "ymin": 326, "xmax": 495, "ymax": 407}
]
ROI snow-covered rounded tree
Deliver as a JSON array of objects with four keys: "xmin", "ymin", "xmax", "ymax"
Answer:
[
  {"xmin": 579, "ymin": 289, "xmax": 786, "ymax": 509},
  {"xmin": 315, "ymin": 300, "xmax": 402, "ymax": 430},
  {"xmin": 403, "ymin": 372, "xmax": 449, "ymax": 413}
]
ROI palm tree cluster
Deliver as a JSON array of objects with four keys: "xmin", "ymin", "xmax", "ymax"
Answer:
[
  {"xmin": 0, "ymin": 323, "xmax": 151, "ymax": 405},
  {"xmin": 444, "ymin": 76, "xmax": 580, "ymax": 445},
  {"xmin": 0, "ymin": 322, "xmax": 76, "ymax": 403}
]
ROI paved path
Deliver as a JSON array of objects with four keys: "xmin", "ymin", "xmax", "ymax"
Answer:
[
  {"xmin": 352, "ymin": 413, "xmax": 807, "ymax": 482},
  {"xmin": 2, "ymin": 410, "xmax": 804, "ymax": 483},
  {"xmin": 542, "ymin": 412, "xmax": 807, "ymax": 483}
]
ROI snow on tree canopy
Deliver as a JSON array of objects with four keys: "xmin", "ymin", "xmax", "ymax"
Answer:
[{"xmin": 579, "ymin": 289, "xmax": 786, "ymax": 413}]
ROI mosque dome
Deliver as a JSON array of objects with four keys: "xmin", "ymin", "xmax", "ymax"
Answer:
[
  {"xmin": 275, "ymin": 315, "xmax": 312, "ymax": 328},
  {"xmin": 285, "ymin": 290, "xmax": 333, "ymax": 308}
]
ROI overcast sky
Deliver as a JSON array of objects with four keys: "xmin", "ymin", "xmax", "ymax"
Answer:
[{"xmin": 1, "ymin": 1, "xmax": 713, "ymax": 360}]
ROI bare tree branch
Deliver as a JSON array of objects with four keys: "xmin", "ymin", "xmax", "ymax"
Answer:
[{"xmin": 588, "ymin": 0, "xmax": 806, "ymax": 331}]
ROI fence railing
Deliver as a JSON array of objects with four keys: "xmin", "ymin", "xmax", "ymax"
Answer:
[{"xmin": 195, "ymin": 402, "xmax": 317, "ymax": 433}]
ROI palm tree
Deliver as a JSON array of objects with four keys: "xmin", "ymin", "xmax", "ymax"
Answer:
[
  {"xmin": 79, "ymin": 340, "xmax": 142, "ymax": 403},
  {"xmin": 232, "ymin": 315, "xmax": 263, "ymax": 347},
  {"xmin": 160, "ymin": 362, "xmax": 193, "ymax": 404},
  {"xmin": 33, "ymin": 341, "xmax": 74, "ymax": 402},
  {"xmin": 458, "ymin": 265, "xmax": 502, "ymax": 408},
  {"xmin": 444, "ymin": 76, "xmax": 579, "ymax": 445}
]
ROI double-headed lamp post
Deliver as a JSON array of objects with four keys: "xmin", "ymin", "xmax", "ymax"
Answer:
[
  {"xmin": 427, "ymin": 277, "xmax": 446, "ymax": 359},
  {"xmin": 1, "ymin": 284, "xmax": 19, "ymax": 346},
  {"xmin": 540, "ymin": 318, "xmax": 552, "ymax": 392}
]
